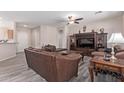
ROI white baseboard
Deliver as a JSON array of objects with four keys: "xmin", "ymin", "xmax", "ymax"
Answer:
[
  {"xmin": 0, "ymin": 55, "xmax": 16, "ymax": 62},
  {"xmin": 17, "ymin": 51, "xmax": 24, "ymax": 54},
  {"xmin": 17, "ymin": 50, "xmax": 24, "ymax": 53}
]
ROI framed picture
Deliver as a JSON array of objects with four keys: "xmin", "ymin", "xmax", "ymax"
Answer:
[{"xmin": 8, "ymin": 30, "xmax": 14, "ymax": 40}]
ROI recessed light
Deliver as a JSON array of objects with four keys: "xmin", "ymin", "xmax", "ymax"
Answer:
[
  {"xmin": 69, "ymin": 21, "xmax": 74, "ymax": 24},
  {"xmin": 0, "ymin": 17, "xmax": 3, "ymax": 20}
]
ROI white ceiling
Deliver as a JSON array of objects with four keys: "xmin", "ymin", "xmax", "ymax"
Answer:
[{"xmin": 0, "ymin": 11, "xmax": 123, "ymax": 28}]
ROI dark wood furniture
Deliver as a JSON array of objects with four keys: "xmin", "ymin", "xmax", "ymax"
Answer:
[
  {"xmin": 69, "ymin": 32, "xmax": 107, "ymax": 56},
  {"xmin": 96, "ymin": 33, "xmax": 107, "ymax": 49},
  {"xmin": 24, "ymin": 48, "xmax": 82, "ymax": 82},
  {"xmin": 89, "ymin": 56, "xmax": 124, "ymax": 82}
]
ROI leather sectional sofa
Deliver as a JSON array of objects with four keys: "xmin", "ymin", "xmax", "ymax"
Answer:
[
  {"xmin": 92, "ymin": 47, "xmax": 124, "ymax": 59},
  {"xmin": 24, "ymin": 48, "xmax": 81, "ymax": 82}
]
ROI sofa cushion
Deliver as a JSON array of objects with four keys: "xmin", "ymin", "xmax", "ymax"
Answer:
[
  {"xmin": 114, "ymin": 45, "xmax": 121, "ymax": 52},
  {"xmin": 24, "ymin": 48, "xmax": 81, "ymax": 81},
  {"xmin": 115, "ymin": 52, "xmax": 124, "ymax": 59},
  {"xmin": 44, "ymin": 44, "xmax": 56, "ymax": 52},
  {"xmin": 27, "ymin": 47, "xmax": 43, "ymax": 52}
]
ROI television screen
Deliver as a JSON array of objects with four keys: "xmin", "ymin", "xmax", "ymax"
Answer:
[{"xmin": 77, "ymin": 38, "xmax": 94, "ymax": 48}]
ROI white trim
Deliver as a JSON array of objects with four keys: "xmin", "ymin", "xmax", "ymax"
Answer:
[
  {"xmin": 0, "ymin": 55, "xmax": 16, "ymax": 62},
  {"xmin": 17, "ymin": 51, "xmax": 24, "ymax": 53}
]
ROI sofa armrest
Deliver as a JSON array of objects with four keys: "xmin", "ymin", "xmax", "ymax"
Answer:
[
  {"xmin": 55, "ymin": 48, "xmax": 67, "ymax": 52},
  {"xmin": 116, "ymin": 51, "xmax": 124, "ymax": 59},
  {"xmin": 116, "ymin": 49, "xmax": 124, "ymax": 53}
]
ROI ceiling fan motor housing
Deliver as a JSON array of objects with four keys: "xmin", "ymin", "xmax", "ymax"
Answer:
[{"xmin": 67, "ymin": 16, "xmax": 83, "ymax": 24}]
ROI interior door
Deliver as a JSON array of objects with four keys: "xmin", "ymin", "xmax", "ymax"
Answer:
[
  {"xmin": 17, "ymin": 30, "xmax": 30, "ymax": 52},
  {"xmin": 31, "ymin": 29, "xmax": 40, "ymax": 48},
  {"xmin": 58, "ymin": 30, "xmax": 64, "ymax": 48}
]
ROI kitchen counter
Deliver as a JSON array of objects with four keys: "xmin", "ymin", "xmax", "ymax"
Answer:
[
  {"xmin": 0, "ymin": 42, "xmax": 17, "ymax": 61},
  {"xmin": 0, "ymin": 41, "xmax": 17, "ymax": 44}
]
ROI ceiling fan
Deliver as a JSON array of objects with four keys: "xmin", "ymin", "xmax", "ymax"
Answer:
[
  {"xmin": 95, "ymin": 11, "xmax": 102, "ymax": 15},
  {"xmin": 67, "ymin": 16, "xmax": 83, "ymax": 25}
]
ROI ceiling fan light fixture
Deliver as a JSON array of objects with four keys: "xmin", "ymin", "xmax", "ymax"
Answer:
[
  {"xmin": 67, "ymin": 15, "xmax": 83, "ymax": 25},
  {"xmin": 69, "ymin": 21, "xmax": 74, "ymax": 24}
]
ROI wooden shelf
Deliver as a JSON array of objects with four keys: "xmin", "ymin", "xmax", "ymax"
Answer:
[{"xmin": 69, "ymin": 32, "xmax": 108, "ymax": 56}]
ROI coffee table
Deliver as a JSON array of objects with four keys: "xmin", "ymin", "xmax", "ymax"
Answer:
[{"xmin": 89, "ymin": 56, "xmax": 124, "ymax": 82}]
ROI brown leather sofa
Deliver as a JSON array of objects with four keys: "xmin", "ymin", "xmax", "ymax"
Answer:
[
  {"xmin": 91, "ymin": 46, "xmax": 124, "ymax": 59},
  {"xmin": 115, "ymin": 50, "xmax": 124, "ymax": 59},
  {"xmin": 43, "ymin": 44, "xmax": 67, "ymax": 52},
  {"xmin": 24, "ymin": 48, "xmax": 81, "ymax": 82}
]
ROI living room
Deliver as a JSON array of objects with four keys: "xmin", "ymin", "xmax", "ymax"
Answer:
[{"xmin": 0, "ymin": 11, "xmax": 124, "ymax": 82}]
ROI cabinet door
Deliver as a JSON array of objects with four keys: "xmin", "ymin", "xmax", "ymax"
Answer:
[
  {"xmin": 97, "ymin": 34, "xmax": 107, "ymax": 48},
  {"xmin": 103, "ymin": 34, "xmax": 107, "ymax": 48},
  {"xmin": 70, "ymin": 36, "xmax": 76, "ymax": 50}
]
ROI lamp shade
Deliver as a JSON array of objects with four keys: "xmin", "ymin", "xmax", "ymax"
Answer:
[{"xmin": 108, "ymin": 33, "xmax": 124, "ymax": 44}]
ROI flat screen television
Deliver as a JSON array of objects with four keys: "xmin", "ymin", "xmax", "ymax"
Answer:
[{"xmin": 76, "ymin": 38, "xmax": 94, "ymax": 48}]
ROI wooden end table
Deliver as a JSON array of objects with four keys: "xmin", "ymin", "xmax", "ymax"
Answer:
[{"xmin": 89, "ymin": 56, "xmax": 124, "ymax": 82}]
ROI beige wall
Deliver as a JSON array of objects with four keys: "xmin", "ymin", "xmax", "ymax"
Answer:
[
  {"xmin": 0, "ymin": 20, "xmax": 16, "ymax": 42},
  {"xmin": 31, "ymin": 27, "xmax": 40, "ymax": 48},
  {"xmin": 40, "ymin": 25, "xmax": 59, "ymax": 48},
  {"xmin": 31, "ymin": 25, "xmax": 67, "ymax": 49},
  {"xmin": 15, "ymin": 15, "xmax": 124, "ymax": 51},
  {"xmin": 31, "ymin": 24, "xmax": 70, "ymax": 49},
  {"xmin": 0, "ymin": 20, "xmax": 16, "ymax": 61},
  {"xmin": 68, "ymin": 15, "xmax": 124, "ymax": 48}
]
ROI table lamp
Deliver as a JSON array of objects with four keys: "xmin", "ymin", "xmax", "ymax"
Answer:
[{"xmin": 108, "ymin": 32, "xmax": 124, "ymax": 60}]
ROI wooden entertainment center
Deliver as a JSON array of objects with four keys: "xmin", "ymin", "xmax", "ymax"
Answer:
[{"xmin": 69, "ymin": 32, "xmax": 107, "ymax": 56}]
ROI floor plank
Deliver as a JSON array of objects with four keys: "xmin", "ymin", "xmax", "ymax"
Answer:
[{"xmin": 0, "ymin": 53, "xmax": 119, "ymax": 82}]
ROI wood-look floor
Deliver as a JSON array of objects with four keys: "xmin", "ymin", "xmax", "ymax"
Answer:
[{"xmin": 0, "ymin": 53, "xmax": 118, "ymax": 82}]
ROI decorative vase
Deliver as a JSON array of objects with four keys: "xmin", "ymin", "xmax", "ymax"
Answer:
[
  {"xmin": 100, "ymin": 28, "xmax": 104, "ymax": 33},
  {"xmin": 92, "ymin": 29, "xmax": 95, "ymax": 33},
  {"xmin": 79, "ymin": 30, "xmax": 81, "ymax": 34},
  {"xmin": 83, "ymin": 25, "xmax": 86, "ymax": 32}
]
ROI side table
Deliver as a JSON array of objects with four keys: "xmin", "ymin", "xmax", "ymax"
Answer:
[{"xmin": 89, "ymin": 56, "xmax": 124, "ymax": 82}]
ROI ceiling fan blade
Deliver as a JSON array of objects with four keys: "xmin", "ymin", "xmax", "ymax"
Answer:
[
  {"xmin": 74, "ymin": 21, "xmax": 79, "ymax": 24},
  {"xmin": 95, "ymin": 11, "xmax": 102, "ymax": 14},
  {"xmin": 75, "ymin": 18, "xmax": 83, "ymax": 21}
]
